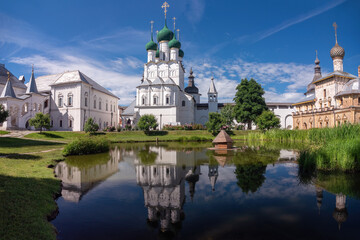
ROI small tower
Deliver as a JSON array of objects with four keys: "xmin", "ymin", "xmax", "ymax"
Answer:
[
  {"xmin": 145, "ymin": 21, "xmax": 157, "ymax": 63},
  {"xmin": 26, "ymin": 65, "xmax": 38, "ymax": 94},
  {"xmin": 157, "ymin": 1, "xmax": 174, "ymax": 61},
  {"xmin": 184, "ymin": 68, "xmax": 200, "ymax": 102},
  {"xmin": 0, "ymin": 71, "xmax": 16, "ymax": 98},
  {"xmin": 168, "ymin": 17, "xmax": 181, "ymax": 61},
  {"xmin": 306, "ymin": 51, "xmax": 322, "ymax": 95},
  {"xmin": 208, "ymin": 164, "xmax": 218, "ymax": 192},
  {"xmin": 333, "ymin": 194, "xmax": 348, "ymax": 230},
  {"xmin": 330, "ymin": 22, "xmax": 345, "ymax": 72},
  {"xmin": 208, "ymin": 76, "xmax": 218, "ymax": 113}
]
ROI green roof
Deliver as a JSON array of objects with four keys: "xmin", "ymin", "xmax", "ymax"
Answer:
[
  {"xmin": 157, "ymin": 20, "xmax": 174, "ymax": 42},
  {"xmin": 156, "ymin": 49, "xmax": 160, "ymax": 58},
  {"xmin": 145, "ymin": 40, "xmax": 157, "ymax": 51},
  {"xmin": 179, "ymin": 49, "xmax": 184, "ymax": 58},
  {"xmin": 168, "ymin": 34, "xmax": 181, "ymax": 49}
]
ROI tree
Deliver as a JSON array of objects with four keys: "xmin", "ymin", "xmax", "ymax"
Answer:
[
  {"xmin": 137, "ymin": 114, "xmax": 158, "ymax": 134},
  {"xmin": 0, "ymin": 104, "xmax": 9, "ymax": 124},
  {"xmin": 233, "ymin": 78, "xmax": 267, "ymax": 130},
  {"xmin": 220, "ymin": 104, "xmax": 234, "ymax": 126},
  {"xmin": 29, "ymin": 112, "xmax": 51, "ymax": 133},
  {"xmin": 206, "ymin": 112, "xmax": 223, "ymax": 136},
  {"xmin": 84, "ymin": 118, "xmax": 99, "ymax": 134},
  {"xmin": 256, "ymin": 110, "xmax": 281, "ymax": 131},
  {"xmin": 234, "ymin": 163, "xmax": 267, "ymax": 194}
]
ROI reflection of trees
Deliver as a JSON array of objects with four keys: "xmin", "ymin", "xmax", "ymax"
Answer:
[
  {"xmin": 234, "ymin": 163, "xmax": 267, "ymax": 194},
  {"xmin": 137, "ymin": 146, "xmax": 158, "ymax": 164},
  {"xmin": 316, "ymin": 172, "xmax": 360, "ymax": 199}
]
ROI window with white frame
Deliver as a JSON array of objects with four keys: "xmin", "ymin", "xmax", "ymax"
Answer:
[
  {"xmin": 58, "ymin": 94, "xmax": 63, "ymax": 107},
  {"xmin": 68, "ymin": 93, "xmax": 73, "ymax": 106}
]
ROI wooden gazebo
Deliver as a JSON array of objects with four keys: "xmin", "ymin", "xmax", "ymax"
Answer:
[{"xmin": 212, "ymin": 130, "xmax": 234, "ymax": 149}]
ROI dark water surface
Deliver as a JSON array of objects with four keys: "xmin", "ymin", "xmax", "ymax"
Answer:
[{"xmin": 52, "ymin": 142, "xmax": 360, "ymax": 240}]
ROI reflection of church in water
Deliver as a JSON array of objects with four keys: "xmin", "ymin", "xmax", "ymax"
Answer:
[
  {"xmin": 55, "ymin": 147, "xmax": 122, "ymax": 202},
  {"xmin": 316, "ymin": 187, "xmax": 348, "ymax": 230},
  {"xmin": 134, "ymin": 146, "xmax": 215, "ymax": 235}
]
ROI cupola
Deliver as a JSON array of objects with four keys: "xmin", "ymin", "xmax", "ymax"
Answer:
[
  {"xmin": 168, "ymin": 34, "xmax": 181, "ymax": 49},
  {"xmin": 157, "ymin": 20, "xmax": 174, "ymax": 42}
]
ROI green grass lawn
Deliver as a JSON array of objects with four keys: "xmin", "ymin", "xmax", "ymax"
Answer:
[
  {"xmin": 0, "ymin": 130, "xmax": 9, "ymax": 135},
  {"xmin": 24, "ymin": 130, "xmax": 253, "ymax": 143},
  {"xmin": 0, "ymin": 138, "xmax": 65, "ymax": 240}
]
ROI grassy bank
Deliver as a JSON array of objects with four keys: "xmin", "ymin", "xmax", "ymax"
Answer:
[
  {"xmin": 249, "ymin": 124, "xmax": 360, "ymax": 172},
  {"xmin": 0, "ymin": 130, "xmax": 9, "ymax": 135},
  {"xmin": 0, "ymin": 138, "xmax": 64, "ymax": 240},
  {"xmin": 25, "ymin": 130, "xmax": 252, "ymax": 143}
]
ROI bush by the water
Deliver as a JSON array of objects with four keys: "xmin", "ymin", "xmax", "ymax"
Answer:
[
  {"xmin": 63, "ymin": 137, "xmax": 109, "ymax": 156},
  {"xmin": 84, "ymin": 118, "xmax": 99, "ymax": 134}
]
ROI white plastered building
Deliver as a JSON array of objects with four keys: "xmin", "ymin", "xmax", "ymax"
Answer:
[{"xmin": 0, "ymin": 64, "xmax": 119, "ymax": 131}]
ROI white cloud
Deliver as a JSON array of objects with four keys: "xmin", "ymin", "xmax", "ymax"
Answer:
[
  {"xmin": 186, "ymin": 58, "xmax": 315, "ymax": 103},
  {"xmin": 10, "ymin": 54, "xmax": 141, "ymax": 105}
]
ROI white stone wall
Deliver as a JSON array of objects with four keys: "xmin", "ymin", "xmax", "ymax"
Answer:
[{"xmin": 268, "ymin": 104, "xmax": 295, "ymax": 129}]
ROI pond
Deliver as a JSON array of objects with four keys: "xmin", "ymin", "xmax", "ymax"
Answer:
[{"xmin": 52, "ymin": 142, "xmax": 360, "ymax": 240}]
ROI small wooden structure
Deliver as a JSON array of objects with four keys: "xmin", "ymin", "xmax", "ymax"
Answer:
[{"xmin": 212, "ymin": 130, "xmax": 234, "ymax": 149}]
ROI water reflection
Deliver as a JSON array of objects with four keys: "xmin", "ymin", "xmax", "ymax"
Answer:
[
  {"xmin": 52, "ymin": 143, "xmax": 360, "ymax": 239},
  {"xmin": 55, "ymin": 147, "xmax": 121, "ymax": 202}
]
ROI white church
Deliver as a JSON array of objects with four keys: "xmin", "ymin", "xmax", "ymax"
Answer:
[
  {"xmin": 122, "ymin": 3, "xmax": 295, "ymax": 129},
  {"xmin": 122, "ymin": 5, "xmax": 222, "ymax": 128},
  {"xmin": 0, "ymin": 64, "xmax": 119, "ymax": 131}
]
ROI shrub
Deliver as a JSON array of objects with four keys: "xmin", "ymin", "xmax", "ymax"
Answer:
[
  {"xmin": 206, "ymin": 112, "xmax": 223, "ymax": 135},
  {"xmin": 84, "ymin": 118, "xmax": 99, "ymax": 134},
  {"xmin": 0, "ymin": 104, "xmax": 9, "ymax": 124},
  {"xmin": 62, "ymin": 137, "xmax": 110, "ymax": 156},
  {"xmin": 137, "ymin": 114, "xmax": 158, "ymax": 133},
  {"xmin": 125, "ymin": 124, "xmax": 132, "ymax": 131},
  {"xmin": 256, "ymin": 110, "xmax": 280, "ymax": 131}
]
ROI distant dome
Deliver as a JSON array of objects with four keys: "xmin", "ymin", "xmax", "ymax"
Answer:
[
  {"xmin": 156, "ymin": 49, "xmax": 160, "ymax": 58},
  {"xmin": 185, "ymin": 85, "xmax": 199, "ymax": 94},
  {"xmin": 157, "ymin": 22, "xmax": 174, "ymax": 42},
  {"xmin": 168, "ymin": 35, "xmax": 181, "ymax": 49},
  {"xmin": 330, "ymin": 43, "xmax": 345, "ymax": 59},
  {"xmin": 145, "ymin": 40, "xmax": 157, "ymax": 51},
  {"xmin": 179, "ymin": 49, "xmax": 184, "ymax": 58}
]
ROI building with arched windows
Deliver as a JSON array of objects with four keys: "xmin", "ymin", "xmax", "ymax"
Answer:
[
  {"xmin": 293, "ymin": 23, "xmax": 360, "ymax": 129},
  {"xmin": 0, "ymin": 65, "xmax": 119, "ymax": 131}
]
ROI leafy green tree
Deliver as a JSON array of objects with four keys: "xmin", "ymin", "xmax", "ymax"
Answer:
[
  {"xmin": 84, "ymin": 117, "xmax": 99, "ymax": 134},
  {"xmin": 233, "ymin": 78, "xmax": 267, "ymax": 130},
  {"xmin": 137, "ymin": 114, "xmax": 158, "ymax": 134},
  {"xmin": 220, "ymin": 104, "xmax": 234, "ymax": 126},
  {"xmin": 29, "ymin": 112, "xmax": 51, "ymax": 133},
  {"xmin": 256, "ymin": 110, "xmax": 281, "ymax": 131},
  {"xmin": 0, "ymin": 104, "xmax": 9, "ymax": 124},
  {"xmin": 234, "ymin": 163, "xmax": 267, "ymax": 194},
  {"xmin": 206, "ymin": 112, "xmax": 223, "ymax": 136}
]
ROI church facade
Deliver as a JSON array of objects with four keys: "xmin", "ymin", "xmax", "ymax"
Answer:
[
  {"xmin": 293, "ymin": 23, "xmax": 360, "ymax": 129},
  {"xmin": 122, "ymin": 7, "xmax": 221, "ymax": 128},
  {"xmin": 0, "ymin": 64, "xmax": 119, "ymax": 131}
]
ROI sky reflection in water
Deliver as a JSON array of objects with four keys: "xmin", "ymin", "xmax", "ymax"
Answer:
[{"xmin": 52, "ymin": 143, "xmax": 360, "ymax": 240}]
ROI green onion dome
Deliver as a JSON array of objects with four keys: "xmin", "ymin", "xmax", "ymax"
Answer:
[
  {"xmin": 146, "ymin": 39, "xmax": 157, "ymax": 51},
  {"xmin": 157, "ymin": 21, "xmax": 174, "ymax": 42},
  {"xmin": 179, "ymin": 49, "xmax": 184, "ymax": 58},
  {"xmin": 156, "ymin": 49, "xmax": 160, "ymax": 58},
  {"xmin": 168, "ymin": 35, "xmax": 181, "ymax": 49}
]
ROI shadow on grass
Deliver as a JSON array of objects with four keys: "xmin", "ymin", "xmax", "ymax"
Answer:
[
  {"xmin": 91, "ymin": 132, "xmax": 106, "ymax": 136},
  {"xmin": 0, "ymin": 174, "xmax": 60, "ymax": 239},
  {"xmin": 0, "ymin": 153, "xmax": 41, "ymax": 160},
  {"xmin": 0, "ymin": 138, "xmax": 62, "ymax": 148},
  {"xmin": 145, "ymin": 131, "xmax": 169, "ymax": 136},
  {"xmin": 39, "ymin": 132, "xmax": 64, "ymax": 139}
]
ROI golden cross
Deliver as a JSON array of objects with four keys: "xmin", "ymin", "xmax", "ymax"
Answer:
[
  {"xmin": 162, "ymin": 1, "xmax": 170, "ymax": 19},
  {"xmin": 333, "ymin": 22, "xmax": 338, "ymax": 43},
  {"xmin": 7, "ymin": 71, "xmax": 10, "ymax": 81},
  {"xmin": 172, "ymin": 17, "xmax": 176, "ymax": 31}
]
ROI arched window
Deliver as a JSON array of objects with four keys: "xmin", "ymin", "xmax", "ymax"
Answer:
[
  {"xmin": 84, "ymin": 92, "xmax": 88, "ymax": 107},
  {"xmin": 323, "ymin": 89, "xmax": 326, "ymax": 98},
  {"xmin": 99, "ymin": 98, "xmax": 102, "ymax": 110},
  {"xmin": 33, "ymin": 103, "xmax": 37, "ymax": 112},
  {"xmin": 106, "ymin": 102, "xmax": 108, "ymax": 111},
  {"xmin": 153, "ymin": 95, "xmax": 158, "ymax": 105},
  {"xmin": 182, "ymin": 100, "xmax": 185, "ymax": 107},
  {"xmin": 60, "ymin": 120, "xmax": 63, "ymax": 128},
  {"xmin": 69, "ymin": 120, "xmax": 73, "ymax": 128},
  {"xmin": 38, "ymin": 104, "xmax": 42, "ymax": 112},
  {"xmin": 58, "ymin": 94, "xmax": 63, "ymax": 107},
  {"xmin": 93, "ymin": 96, "xmax": 97, "ymax": 109},
  {"xmin": 44, "ymin": 100, "xmax": 48, "ymax": 108},
  {"xmin": 165, "ymin": 95, "xmax": 170, "ymax": 105},
  {"xmin": 68, "ymin": 93, "xmax": 73, "ymax": 106}
]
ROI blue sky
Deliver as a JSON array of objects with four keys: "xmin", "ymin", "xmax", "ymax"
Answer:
[{"xmin": 0, "ymin": 0, "xmax": 359, "ymax": 105}]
